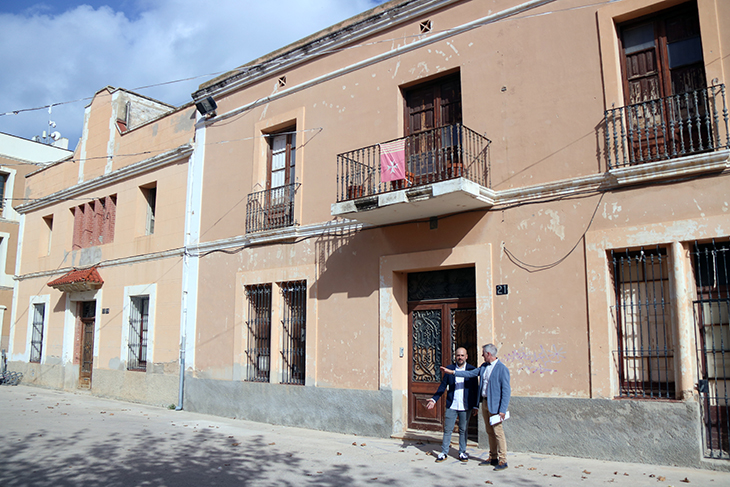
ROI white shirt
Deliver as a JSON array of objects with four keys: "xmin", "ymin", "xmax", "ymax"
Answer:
[
  {"xmin": 481, "ymin": 359, "xmax": 499, "ymax": 397},
  {"xmin": 450, "ymin": 363, "xmax": 467, "ymax": 411}
]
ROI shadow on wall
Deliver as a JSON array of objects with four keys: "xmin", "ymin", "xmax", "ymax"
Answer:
[{"xmin": 315, "ymin": 212, "xmax": 484, "ymax": 300}]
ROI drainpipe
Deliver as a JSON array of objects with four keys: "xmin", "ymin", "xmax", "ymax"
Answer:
[{"xmin": 176, "ymin": 334, "xmax": 185, "ymax": 410}]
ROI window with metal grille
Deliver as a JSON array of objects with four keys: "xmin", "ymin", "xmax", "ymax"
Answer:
[
  {"xmin": 30, "ymin": 303, "xmax": 45, "ymax": 363},
  {"xmin": 245, "ymin": 284, "xmax": 272, "ymax": 382},
  {"xmin": 611, "ymin": 247, "xmax": 675, "ymax": 399},
  {"xmin": 127, "ymin": 296, "xmax": 149, "ymax": 371},
  {"xmin": 693, "ymin": 239, "xmax": 730, "ymax": 458},
  {"xmin": 280, "ymin": 281, "xmax": 306, "ymax": 385}
]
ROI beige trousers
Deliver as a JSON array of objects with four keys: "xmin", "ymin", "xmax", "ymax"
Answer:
[{"xmin": 482, "ymin": 402, "xmax": 507, "ymax": 463}]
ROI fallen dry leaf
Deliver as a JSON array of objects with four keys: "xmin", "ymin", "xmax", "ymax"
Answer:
[
  {"xmin": 583, "ymin": 470, "xmax": 591, "ymax": 474},
  {"xmin": 268, "ymin": 442, "xmax": 275, "ymax": 445},
  {"xmin": 399, "ymin": 449, "xmax": 405, "ymax": 452},
  {"xmin": 231, "ymin": 443, "xmax": 239, "ymax": 446},
  {"xmin": 658, "ymin": 476, "xmax": 666, "ymax": 481},
  {"xmin": 650, "ymin": 475, "xmax": 656, "ymax": 478},
  {"xmin": 515, "ymin": 464, "xmax": 524, "ymax": 468},
  {"xmin": 352, "ymin": 442, "xmax": 357, "ymax": 446},
  {"xmin": 485, "ymin": 481, "xmax": 493, "ymax": 485},
  {"xmin": 528, "ymin": 467, "xmax": 536, "ymax": 471},
  {"xmin": 337, "ymin": 452, "xmax": 342, "ymax": 456},
  {"xmin": 680, "ymin": 478, "xmax": 690, "ymax": 483},
  {"xmin": 361, "ymin": 443, "xmax": 366, "ymax": 446},
  {"xmin": 553, "ymin": 474, "xmax": 562, "ymax": 478}
]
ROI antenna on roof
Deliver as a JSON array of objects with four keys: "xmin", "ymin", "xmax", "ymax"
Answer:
[{"xmin": 32, "ymin": 104, "xmax": 67, "ymax": 148}]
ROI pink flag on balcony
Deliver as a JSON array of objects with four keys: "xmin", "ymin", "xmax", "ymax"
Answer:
[{"xmin": 380, "ymin": 139, "xmax": 406, "ymax": 182}]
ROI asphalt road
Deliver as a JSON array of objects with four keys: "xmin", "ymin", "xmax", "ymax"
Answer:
[{"xmin": 1, "ymin": 384, "xmax": 729, "ymax": 487}]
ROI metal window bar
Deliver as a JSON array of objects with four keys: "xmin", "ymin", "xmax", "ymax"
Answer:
[
  {"xmin": 127, "ymin": 296, "xmax": 149, "ymax": 371},
  {"xmin": 245, "ymin": 183, "xmax": 299, "ymax": 234},
  {"xmin": 693, "ymin": 239, "xmax": 730, "ymax": 459},
  {"xmin": 280, "ymin": 281, "xmax": 306, "ymax": 385},
  {"xmin": 605, "ymin": 84, "xmax": 730, "ymax": 169},
  {"xmin": 30, "ymin": 303, "xmax": 45, "ymax": 363},
  {"xmin": 611, "ymin": 247, "xmax": 675, "ymax": 399},
  {"xmin": 336, "ymin": 123, "xmax": 491, "ymax": 202},
  {"xmin": 245, "ymin": 284, "xmax": 272, "ymax": 382}
]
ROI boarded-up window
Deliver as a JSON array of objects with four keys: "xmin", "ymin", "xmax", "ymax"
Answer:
[{"xmin": 72, "ymin": 195, "xmax": 116, "ymax": 250}]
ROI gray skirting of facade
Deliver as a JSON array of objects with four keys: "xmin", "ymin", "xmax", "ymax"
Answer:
[
  {"xmin": 183, "ymin": 376, "xmax": 394, "ymax": 438},
  {"xmin": 502, "ymin": 396, "xmax": 713, "ymax": 469}
]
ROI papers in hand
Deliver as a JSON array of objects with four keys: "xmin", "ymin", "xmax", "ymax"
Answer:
[{"xmin": 489, "ymin": 411, "xmax": 510, "ymax": 425}]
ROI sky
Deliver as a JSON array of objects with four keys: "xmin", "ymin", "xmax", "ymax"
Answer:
[{"xmin": 0, "ymin": 0, "xmax": 389, "ymax": 151}]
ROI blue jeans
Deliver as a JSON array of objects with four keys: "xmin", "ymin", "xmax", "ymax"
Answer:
[{"xmin": 441, "ymin": 408, "xmax": 468, "ymax": 455}]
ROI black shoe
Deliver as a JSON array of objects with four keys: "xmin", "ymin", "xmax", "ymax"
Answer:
[
  {"xmin": 494, "ymin": 462, "xmax": 508, "ymax": 471},
  {"xmin": 479, "ymin": 458, "xmax": 498, "ymax": 466}
]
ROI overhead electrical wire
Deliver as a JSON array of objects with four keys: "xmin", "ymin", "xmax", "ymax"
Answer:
[{"xmin": 1, "ymin": 0, "xmax": 619, "ymax": 118}]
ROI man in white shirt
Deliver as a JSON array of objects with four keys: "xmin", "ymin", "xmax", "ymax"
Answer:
[{"xmin": 427, "ymin": 347, "xmax": 479, "ymax": 462}]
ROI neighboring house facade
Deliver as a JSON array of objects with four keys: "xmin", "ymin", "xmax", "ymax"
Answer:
[
  {"xmin": 9, "ymin": 87, "xmax": 196, "ymax": 405},
  {"xmin": 0, "ymin": 133, "xmax": 71, "ymax": 353},
  {"xmin": 185, "ymin": 0, "xmax": 730, "ymax": 468}
]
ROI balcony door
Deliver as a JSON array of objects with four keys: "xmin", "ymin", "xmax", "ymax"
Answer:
[
  {"xmin": 404, "ymin": 73, "xmax": 462, "ymax": 185},
  {"xmin": 619, "ymin": 2, "xmax": 707, "ymax": 161},
  {"xmin": 266, "ymin": 129, "xmax": 296, "ymax": 228}
]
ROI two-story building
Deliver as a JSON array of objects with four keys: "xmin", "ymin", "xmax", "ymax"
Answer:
[
  {"xmin": 7, "ymin": 0, "xmax": 730, "ymax": 470},
  {"xmin": 9, "ymin": 86, "xmax": 196, "ymax": 405},
  {"xmin": 184, "ymin": 0, "xmax": 730, "ymax": 468}
]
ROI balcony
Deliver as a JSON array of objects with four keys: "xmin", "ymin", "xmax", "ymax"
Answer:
[
  {"xmin": 605, "ymin": 84, "xmax": 730, "ymax": 170},
  {"xmin": 332, "ymin": 124, "xmax": 493, "ymax": 225},
  {"xmin": 246, "ymin": 183, "xmax": 299, "ymax": 234}
]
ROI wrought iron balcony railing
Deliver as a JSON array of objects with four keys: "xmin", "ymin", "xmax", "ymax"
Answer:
[
  {"xmin": 605, "ymin": 84, "xmax": 730, "ymax": 169},
  {"xmin": 245, "ymin": 183, "xmax": 299, "ymax": 234},
  {"xmin": 336, "ymin": 123, "xmax": 490, "ymax": 202}
]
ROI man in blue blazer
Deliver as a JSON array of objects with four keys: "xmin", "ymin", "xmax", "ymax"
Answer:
[
  {"xmin": 442, "ymin": 343, "xmax": 511, "ymax": 470},
  {"xmin": 427, "ymin": 347, "xmax": 479, "ymax": 463}
]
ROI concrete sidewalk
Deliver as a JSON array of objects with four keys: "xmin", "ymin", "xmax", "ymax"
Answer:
[{"xmin": 1, "ymin": 385, "xmax": 729, "ymax": 487}]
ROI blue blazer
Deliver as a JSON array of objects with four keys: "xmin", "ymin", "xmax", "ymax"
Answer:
[
  {"xmin": 431, "ymin": 363, "xmax": 479, "ymax": 410},
  {"xmin": 455, "ymin": 360, "xmax": 511, "ymax": 414}
]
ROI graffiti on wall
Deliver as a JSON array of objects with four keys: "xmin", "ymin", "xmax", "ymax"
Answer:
[{"xmin": 502, "ymin": 344, "xmax": 565, "ymax": 375}]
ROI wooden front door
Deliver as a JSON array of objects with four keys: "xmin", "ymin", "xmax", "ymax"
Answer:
[
  {"xmin": 78, "ymin": 301, "xmax": 95, "ymax": 389},
  {"xmin": 408, "ymin": 300, "xmax": 477, "ymax": 432},
  {"xmin": 406, "ymin": 267, "xmax": 477, "ymax": 432}
]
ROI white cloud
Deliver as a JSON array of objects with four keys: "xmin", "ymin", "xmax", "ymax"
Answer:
[{"xmin": 0, "ymin": 0, "xmax": 386, "ymax": 149}]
